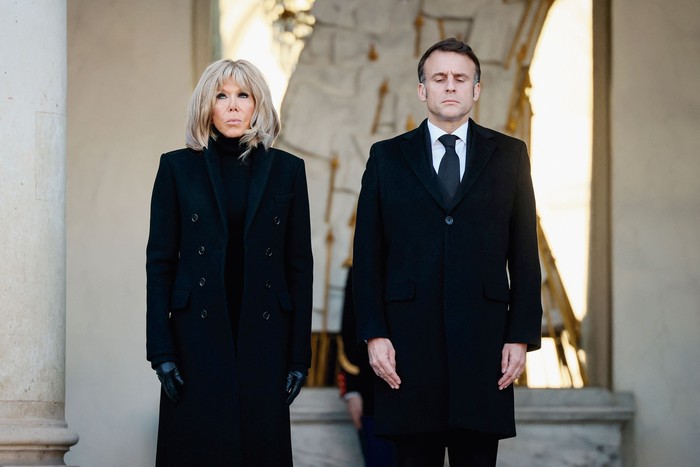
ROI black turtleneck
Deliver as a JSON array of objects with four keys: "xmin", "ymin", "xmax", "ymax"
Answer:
[{"xmin": 213, "ymin": 136, "xmax": 251, "ymax": 346}]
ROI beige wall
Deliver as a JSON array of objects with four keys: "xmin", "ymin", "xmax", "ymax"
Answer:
[
  {"xmin": 66, "ymin": 1, "xmax": 200, "ymax": 464},
  {"xmin": 61, "ymin": 0, "xmax": 700, "ymax": 465},
  {"xmin": 611, "ymin": 0, "xmax": 700, "ymax": 465}
]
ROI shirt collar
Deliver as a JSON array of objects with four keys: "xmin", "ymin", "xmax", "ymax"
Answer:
[{"xmin": 427, "ymin": 119, "xmax": 470, "ymax": 147}]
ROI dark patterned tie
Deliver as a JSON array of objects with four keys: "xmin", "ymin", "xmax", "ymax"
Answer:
[{"xmin": 438, "ymin": 134, "xmax": 460, "ymax": 198}]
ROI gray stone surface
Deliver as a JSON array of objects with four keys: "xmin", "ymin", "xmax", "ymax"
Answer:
[{"xmin": 291, "ymin": 388, "xmax": 634, "ymax": 466}]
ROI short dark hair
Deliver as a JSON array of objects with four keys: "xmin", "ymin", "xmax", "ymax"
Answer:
[{"xmin": 417, "ymin": 38, "xmax": 481, "ymax": 84}]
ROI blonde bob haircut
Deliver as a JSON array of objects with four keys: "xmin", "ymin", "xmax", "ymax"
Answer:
[{"xmin": 185, "ymin": 59, "xmax": 280, "ymax": 159}]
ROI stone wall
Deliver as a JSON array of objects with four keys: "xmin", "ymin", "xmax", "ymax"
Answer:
[{"xmin": 610, "ymin": 0, "xmax": 700, "ymax": 465}]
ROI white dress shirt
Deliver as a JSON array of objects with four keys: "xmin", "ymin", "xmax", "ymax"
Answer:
[{"xmin": 427, "ymin": 119, "xmax": 469, "ymax": 181}]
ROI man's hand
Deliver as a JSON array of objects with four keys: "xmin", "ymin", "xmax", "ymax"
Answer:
[
  {"xmin": 498, "ymin": 343, "xmax": 527, "ymax": 390},
  {"xmin": 285, "ymin": 369, "xmax": 307, "ymax": 405},
  {"xmin": 345, "ymin": 393, "xmax": 363, "ymax": 429},
  {"xmin": 155, "ymin": 361, "xmax": 185, "ymax": 403},
  {"xmin": 367, "ymin": 338, "xmax": 401, "ymax": 389}
]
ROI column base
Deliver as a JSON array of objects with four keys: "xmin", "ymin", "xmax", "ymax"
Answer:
[{"xmin": 0, "ymin": 401, "xmax": 79, "ymax": 466}]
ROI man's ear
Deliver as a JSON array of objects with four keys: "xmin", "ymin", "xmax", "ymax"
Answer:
[
  {"xmin": 473, "ymin": 82, "xmax": 481, "ymax": 102},
  {"xmin": 418, "ymin": 82, "xmax": 427, "ymax": 102}
]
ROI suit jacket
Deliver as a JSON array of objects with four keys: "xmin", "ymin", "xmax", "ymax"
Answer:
[
  {"xmin": 352, "ymin": 119, "xmax": 542, "ymax": 439},
  {"xmin": 146, "ymin": 140, "xmax": 313, "ymax": 466}
]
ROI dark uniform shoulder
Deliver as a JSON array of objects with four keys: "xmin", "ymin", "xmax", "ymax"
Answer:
[
  {"xmin": 374, "ymin": 125, "xmax": 421, "ymax": 149},
  {"xmin": 471, "ymin": 121, "xmax": 526, "ymax": 148},
  {"xmin": 161, "ymin": 147, "xmax": 201, "ymax": 160},
  {"xmin": 268, "ymin": 147, "xmax": 305, "ymax": 170},
  {"xmin": 269, "ymin": 146, "xmax": 302, "ymax": 162}
]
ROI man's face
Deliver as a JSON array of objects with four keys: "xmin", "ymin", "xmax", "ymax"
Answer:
[{"xmin": 418, "ymin": 51, "xmax": 481, "ymax": 129}]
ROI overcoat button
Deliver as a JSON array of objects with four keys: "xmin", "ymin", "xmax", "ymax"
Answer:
[
  {"xmin": 201, "ymin": 309, "xmax": 208, "ymax": 319},
  {"xmin": 199, "ymin": 277, "xmax": 206, "ymax": 287},
  {"xmin": 191, "ymin": 213, "xmax": 199, "ymax": 222},
  {"xmin": 445, "ymin": 216, "xmax": 454, "ymax": 225},
  {"xmin": 198, "ymin": 246, "xmax": 206, "ymax": 255},
  {"xmin": 265, "ymin": 280, "xmax": 272, "ymax": 289},
  {"xmin": 265, "ymin": 248, "xmax": 273, "ymax": 257},
  {"xmin": 262, "ymin": 311, "xmax": 270, "ymax": 320},
  {"xmin": 273, "ymin": 216, "xmax": 281, "ymax": 225}
]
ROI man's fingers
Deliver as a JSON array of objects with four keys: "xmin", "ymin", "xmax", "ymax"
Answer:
[
  {"xmin": 498, "ymin": 363, "xmax": 524, "ymax": 389},
  {"xmin": 367, "ymin": 338, "xmax": 401, "ymax": 389}
]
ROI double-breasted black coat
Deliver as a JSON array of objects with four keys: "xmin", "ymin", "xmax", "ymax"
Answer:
[
  {"xmin": 352, "ymin": 119, "xmax": 542, "ymax": 439},
  {"xmin": 146, "ymin": 140, "xmax": 313, "ymax": 466}
]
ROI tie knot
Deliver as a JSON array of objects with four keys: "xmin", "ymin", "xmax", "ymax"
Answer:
[{"xmin": 439, "ymin": 134, "xmax": 458, "ymax": 149}]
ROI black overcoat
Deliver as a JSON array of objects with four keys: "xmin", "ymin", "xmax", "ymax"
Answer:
[
  {"xmin": 146, "ymin": 141, "xmax": 313, "ymax": 466},
  {"xmin": 352, "ymin": 119, "xmax": 542, "ymax": 439}
]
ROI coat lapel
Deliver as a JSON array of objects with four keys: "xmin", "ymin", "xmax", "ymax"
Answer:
[
  {"xmin": 244, "ymin": 144, "xmax": 273, "ymax": 238},
  {"xmin": 400, "ymin": 120, "xmax": 449, "ymax": 210},
  {"xmin": 204, "ymin": 140, "xmax": 228, "ymax": 233},
  {"xmin": 451, "ymin": 119, "xmax": 496, "ymax": 207}
]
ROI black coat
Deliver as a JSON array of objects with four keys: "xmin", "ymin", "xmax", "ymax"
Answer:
[
  {"xmin": 146, "ymin": 141, "xmax": 313, "ymax": 466},
  {"xmin": 352, "ymin": 119, "xmax": 542, "ymax": 439},
  {"xmin": 338, "ymin": 268, "xmax": 377, "ymax": 415}
]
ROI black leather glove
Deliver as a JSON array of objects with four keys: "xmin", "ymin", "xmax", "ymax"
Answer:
[
  {"xmin": 285, "ymin": 369, "xmax": 307, "ymax": 405},
  {"xmin": 155, "ymin": 362, "xmax": 184, "ymax": 404}
]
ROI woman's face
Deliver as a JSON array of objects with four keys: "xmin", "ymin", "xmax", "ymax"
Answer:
[{"xmin": 212, "ymin": 78, "xmax": 255, "ymax": 138}]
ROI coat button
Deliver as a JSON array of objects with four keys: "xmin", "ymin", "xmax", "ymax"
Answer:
[
  {"xmin": 445, "ymin": 216, "xmax": 454, "ymax": 225},
  {"xmin": 200, "ymin": 309, "xmax": 208, "ymax": 319},
  {"xmin": 262, "ymin": 311, "xmax": 270, "ymax": 320},
  {"xmin": 198, "ymin": 245, "xmax": 206, "ymax": 255},
  {"xmin": 265, "ymin": 247, "xmax": 273, "ymax": 257},
  {"xmin": 191, "ymin": 213, "xmax": 199, "ymax": 222},
  {"xmin": 198, "ymin": 277, "xmax": 206, "ymax": 287},
  {"xmin": 264, "ymin": 280, "xmax": 272, "ymax": 289},
  {"xmin": 273, "ymin": 216, "xmax": 281, "ymax": 225}
]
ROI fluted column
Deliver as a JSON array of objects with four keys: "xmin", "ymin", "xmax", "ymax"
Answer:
[{"xmin": 0, "ymin": 1, "xmax": 79, "ymax": 465}]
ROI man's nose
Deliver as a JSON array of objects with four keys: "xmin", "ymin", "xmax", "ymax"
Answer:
[{"xmin": 445, "ymin": 77, "xmax": 456, "ymax": 91}]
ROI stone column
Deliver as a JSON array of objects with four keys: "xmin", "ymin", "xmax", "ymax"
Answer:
[{"xmin": 0, "ymin": 1, "xmax": 79, "ymax": 465}]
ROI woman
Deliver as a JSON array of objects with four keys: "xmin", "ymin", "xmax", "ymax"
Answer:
[{"xmin": 146, "ymin": 59, "xmax": 313, "ymax": 466}]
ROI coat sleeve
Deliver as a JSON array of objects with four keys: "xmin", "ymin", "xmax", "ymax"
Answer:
[
  {"xmin": 352, "ymin": 146, "xmax": 390, "ymax": 342},
  {"xmin": 284, "ymin": 159, "xmax": 314, "ymax": 371},
  {"xmin": 146, "ymin": 154, "xmax": 181, "ymax": 364},
  {"xmin": 505, "ymin": 142, "xmax": 543, "ymax": 351}
]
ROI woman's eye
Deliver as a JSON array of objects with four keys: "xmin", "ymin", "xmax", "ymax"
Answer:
[
  {"xmin": 216, "ymin": 93, "xmax": 227, "ymax": 99},
  {"xmin": 238, "ymin": 92, "xmax": 249, "ymax": 99}
]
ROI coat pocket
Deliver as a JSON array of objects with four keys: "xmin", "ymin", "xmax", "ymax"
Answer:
[
  {"xmin": 384, "ymin": 281, "xmax": 415, "ymax": 302},
  {"xmin": 483, "ymin": 281, "xmax": 510, "ymax": 303},
  {"xmin": 170, "ymin": 288, "xmax": 191, "ymax": 310}
]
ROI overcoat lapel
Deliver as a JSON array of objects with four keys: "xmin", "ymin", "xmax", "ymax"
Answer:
[
  {"xmin": 204, "ymin": 140, "xmax": 228, "ymax": 234},
  {"xmin": 203, "ymin": 140, "xmax": 273, "ymax": 239},
  {"xmin": 400, "ymin": 120, "xmax": 447, "ymax": 210},
  {"xmin": 244, "ymin": 144, "xmax": 273, "ymax": 238},
  {"xmin": 451, "ymin": 119, "xmax": 496, "ymax": 207}
]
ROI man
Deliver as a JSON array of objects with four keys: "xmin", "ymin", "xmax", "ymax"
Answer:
[{"xmin": 352, "ymin": 38, "xmax": 542, "ymax": 467}]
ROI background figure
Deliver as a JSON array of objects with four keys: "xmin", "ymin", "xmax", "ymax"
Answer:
[
  {"xmin": 146, "ymin": 59, "xmax": 313, "ymax": 466},
  {"xmin": 352, "ymin": 38, "xmax": 542, "ymax": 467},
  {"xmin": 338, "ymin": 267, "xmax": 397, "ymax": 467}
]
